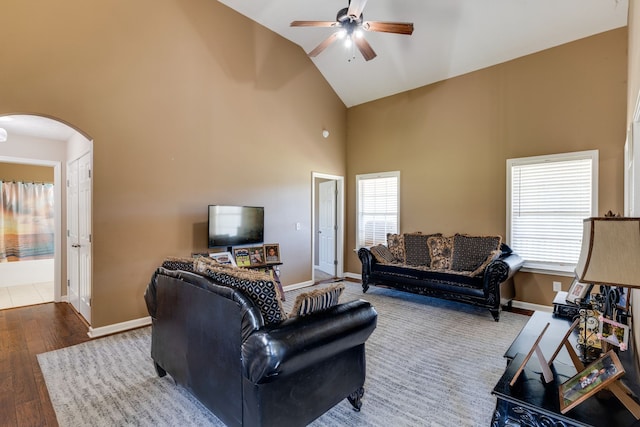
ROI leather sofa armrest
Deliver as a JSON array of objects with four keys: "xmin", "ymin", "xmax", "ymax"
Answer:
[
  {"xmin": 241, "ymin": 299, "xmax": 377, "ymax": 384},
  {"xmin": 496, "ymin": 253, "xmax": 524, "ymax": 279}
]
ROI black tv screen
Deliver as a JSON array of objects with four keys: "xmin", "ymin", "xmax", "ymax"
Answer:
[{"xmin": 208, "ymin": 205, "xmax": 264, "ymax": 248}]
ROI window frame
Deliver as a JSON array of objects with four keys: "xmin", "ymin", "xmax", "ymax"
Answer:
[
  {"xmin": 355, "ymin": 171, "xmax": 400, "ymax": 249},
  {"xmin": 506, "ymin": 150, "xmax": 598, "ymax": 275}
]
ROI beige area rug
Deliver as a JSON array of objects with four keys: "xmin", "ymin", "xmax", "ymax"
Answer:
[{"xmin": 38, "ymin": 282, "xmax": 529, "ymax": 426}]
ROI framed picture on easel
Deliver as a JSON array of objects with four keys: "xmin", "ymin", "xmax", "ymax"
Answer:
[{"xmin": 559, "ymin": 350, "xmax": 625, "ymax": 414}]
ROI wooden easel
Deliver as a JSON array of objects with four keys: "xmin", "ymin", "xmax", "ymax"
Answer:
[
  {"xmin": 549, "ymin": 319, "xmax": 640, "ymax": 419},
  {"xmin": 510, "ymin": 323, "xmax": 554, "ymax": 386}
]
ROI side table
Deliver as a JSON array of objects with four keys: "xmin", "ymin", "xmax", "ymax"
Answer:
[{"xmin": 493, "ymin": 311, "xmax": 640, "ymax": 426}]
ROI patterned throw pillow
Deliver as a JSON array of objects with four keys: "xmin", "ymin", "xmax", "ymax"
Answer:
[
  {"xmin": 161, "ymin": 256, "xmax": 195, "ymax": 272},
  {"xmin": 404, "ymin": 233, "xmax": 442, "ymax": 266},
  {"xmin": 370, "ymin": 245, "xmax": 396, "ymax": 264},
  {"xmin": 289, "ymin": 283, "xmax": 344, "ymax": 317},
  {"xmin": 387, "ymin": 233, "xmax": 405, "ymax": 263},
  {"xmin": 427, "ymin": 236, "xmax": 454, "ymax": 270},
  {"xmin": 200, "ymin": 263, "xmax": 286, "ymax": 325},
  {"xmin": 451, "ymin": 234, "xmax": 502, "ymax": 276}
]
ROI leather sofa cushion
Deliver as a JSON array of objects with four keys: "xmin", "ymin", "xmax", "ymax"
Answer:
[
  {"xmin": 451, "ymin": 234, "xmax": 502, "ymax": 276},
  {"xmin": 289, "ymin": 283, "xmax": 344, "ymax": 317}
]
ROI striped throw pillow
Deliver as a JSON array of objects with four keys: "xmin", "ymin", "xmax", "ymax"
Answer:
[{"xmin": 289, "ymin": 283, "xmax": 345, "ymax": 317}]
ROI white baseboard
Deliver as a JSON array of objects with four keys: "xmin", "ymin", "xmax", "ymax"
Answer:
[
  {"xmin": 344, "ymin": 272, "xmax": 360, "ymax": 280},
  {"xmin": 511, "ymin": 300, "xmax": 553, "ymax": 313},
  {"xmin": 88, "ymin": 316, "xmax": 152, "ymax": 339},
  {"xmin": 283, "ymin": 280, "xmax": 314, "ymax": 291}
]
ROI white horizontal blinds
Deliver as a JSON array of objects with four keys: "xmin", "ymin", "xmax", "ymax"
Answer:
[
  {"xmin": 510, "ymin": 157, "xmax": 593, "ymax": 266},
  {"xmin": 357, "ymin": 172, "xmax": 399, "ymax": 248}
]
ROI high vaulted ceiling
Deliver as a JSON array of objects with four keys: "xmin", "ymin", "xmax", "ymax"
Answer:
[{"xmin": 218, "ymin": 0, "xmax": 628, "ymax": 107}]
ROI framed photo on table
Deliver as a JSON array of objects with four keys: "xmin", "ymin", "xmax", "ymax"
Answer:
[
  {"xmin": 248, "ymin": 246, "xmax": 265, "ymax": 266},
  {"xmin": 559, "ymin": 350, "xmax": 625, "ymax": 414},
  {"xmin": 566, "ymin": 279, "xmax": 592, "ymax": 305},
  {"xmin": 233, "ymin": 248, "xmax": 251, "ymax": 267},
  {"xmin": 209, "ymin": 251, "xmax": 237, "ymax": 267},
  {"xmin": 598, "ymin": 316, "xmax": 630, "ymax": 350},
  {"xmin": 264, "ymin": 243, "xmax": 280, "ymax": 264}
]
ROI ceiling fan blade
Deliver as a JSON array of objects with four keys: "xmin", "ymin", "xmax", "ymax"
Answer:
[
  {"xmin": 364, "ymin": 21, "xmax": 414, "ymax": 35},
  {"xmin": 347, "ymin": 0, "xmax": 368, "ymax": 19},
  {"xmin": 308, "ymin": 32, "xmax": 340, "ymax": 57},
  {"xmin": 354, "ymin": 36, "xmax": 377, "ymax": 61},
  {"xmin": 290, "ymin": 20, "xmax": 338, "ymax": 28}
]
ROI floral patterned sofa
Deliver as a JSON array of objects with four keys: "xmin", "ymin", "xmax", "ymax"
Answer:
[{"xmin": 357, "ymin": 233, "xmax": 523, "ymax": 321}]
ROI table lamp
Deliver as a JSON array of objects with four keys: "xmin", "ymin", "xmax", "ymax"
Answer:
[
  {"xmin": 575, "ymin": 217, "xmax": 640, "ymax": 319},
  {"xmin": 573, "ymin": 217, "xmax": 640, "ymax": 362}
]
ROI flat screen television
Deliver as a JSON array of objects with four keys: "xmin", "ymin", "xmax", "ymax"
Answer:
[{"xmin": 208, "ymin": 205, "xmax": 264, "ymax": 248}]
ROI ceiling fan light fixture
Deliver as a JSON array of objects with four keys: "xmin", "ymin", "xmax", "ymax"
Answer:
[
  {"xmin": 336, "ymin": 29, "xmax": 347, "ymax": 39},
  {"xmin": 354, "ymin": 29, "xmax": 363, "ymax": 38},
  {"xmin": 344, "ymin": 37, "xmax": 353, "ymax": 48}
]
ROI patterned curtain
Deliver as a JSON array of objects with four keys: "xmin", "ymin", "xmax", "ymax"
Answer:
[{"xmin": 0, "ymin": 181, "xmax": 55, "ymax": 262}]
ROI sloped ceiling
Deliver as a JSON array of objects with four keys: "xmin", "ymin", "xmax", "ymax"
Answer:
[{"xmin": 218, "ymin": 0, "xmax": 628, "ymax": 107}]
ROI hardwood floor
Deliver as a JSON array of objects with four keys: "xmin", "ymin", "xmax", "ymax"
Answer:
[{"xmin": 0, "ymin": 302, "xmax": 90, "ymax": 427}]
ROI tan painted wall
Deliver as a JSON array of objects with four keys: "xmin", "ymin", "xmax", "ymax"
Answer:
[
  {"xmin": 0, "ymin": 0, "xmax": 347, "ymax": 327},
  {"xmin": 0, "ymin": 162, "xmax": 54, "ymax": 183},
  {"xmin": 346, "ymin": 28, "xmax": 627, "ymax": 307}
]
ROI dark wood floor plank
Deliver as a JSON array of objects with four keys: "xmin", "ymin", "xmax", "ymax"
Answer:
[{"xmin": 0, "ymin": 302, "xmax": 89, "ymax": 427}]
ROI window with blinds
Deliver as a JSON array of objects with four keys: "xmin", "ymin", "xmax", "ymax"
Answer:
[
  {"xmin": 356, "ymin": 171, "xmax": 400, "ymax": 248},
  {"xmin": 507, "ymin": 151, "xmax": 598, "ymax": 272}
]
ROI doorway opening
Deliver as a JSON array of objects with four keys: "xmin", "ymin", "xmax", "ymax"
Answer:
[
  {"xmin": 0, "ymin": 114, "xmax": 92, "ymax": 321},
  {"xmin": 311, "ymin": 172, "xmax": 345, "ymax": 284}
]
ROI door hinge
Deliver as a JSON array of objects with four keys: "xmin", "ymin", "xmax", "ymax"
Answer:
[
  {"xmin": 67, "ymin": 179, "xmax": 70, "ymax": 187},
  {"xmin": 334, "ymin": 260, "xmax": 338, "ymax": 265},
  {"xmin": 67, "ymin": 230, "xmax": 70, "ymax": 237},
  {"xmin": 88, "ymin": 169, "xmax": 92, "ymax": 179},
  {"xmin": 89, "ymin": 234, "xmax": 92, "ymax": 243},
  {"xmin": 67, "ymin": 279, "xmax": 70, "ymax": 287}
]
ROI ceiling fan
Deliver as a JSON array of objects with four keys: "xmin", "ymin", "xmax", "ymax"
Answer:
[{"xmin": 290, "ymin": 0, "xmax": 414, "ymax": 62}]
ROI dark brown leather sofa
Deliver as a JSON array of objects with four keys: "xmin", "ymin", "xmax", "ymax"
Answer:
[{"xmin": 144, "ymin": 267, "xmax": 377, "ymax": 427}]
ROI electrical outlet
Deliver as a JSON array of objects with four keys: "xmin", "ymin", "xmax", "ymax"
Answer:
[{"xmin": 552, "ymin": 281, "xmax": 562, "ymax": 292}]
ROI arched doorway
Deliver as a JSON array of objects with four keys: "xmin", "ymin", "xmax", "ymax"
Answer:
[{"xmin": 0, "ymin": 114, "xmax": 92, "ymax": 323}]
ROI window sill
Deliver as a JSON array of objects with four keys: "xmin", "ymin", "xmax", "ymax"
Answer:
[{"xmin": 519, "ymin": 263, "xmax": 575, "ymax": 277}]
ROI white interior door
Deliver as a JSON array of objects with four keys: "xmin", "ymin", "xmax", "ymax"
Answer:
[
  {"xmin": 318, "ymin": 180, "xmax": 337, "ymax": 276},
  {"xmin": 67, "ymin": 152, "xmax": 92, "ymax": 323}
]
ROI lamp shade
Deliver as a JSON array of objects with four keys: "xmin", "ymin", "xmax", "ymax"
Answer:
[{"xmin": 575, "ymin": 217, "xmax": 640, "ymax": 288}]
